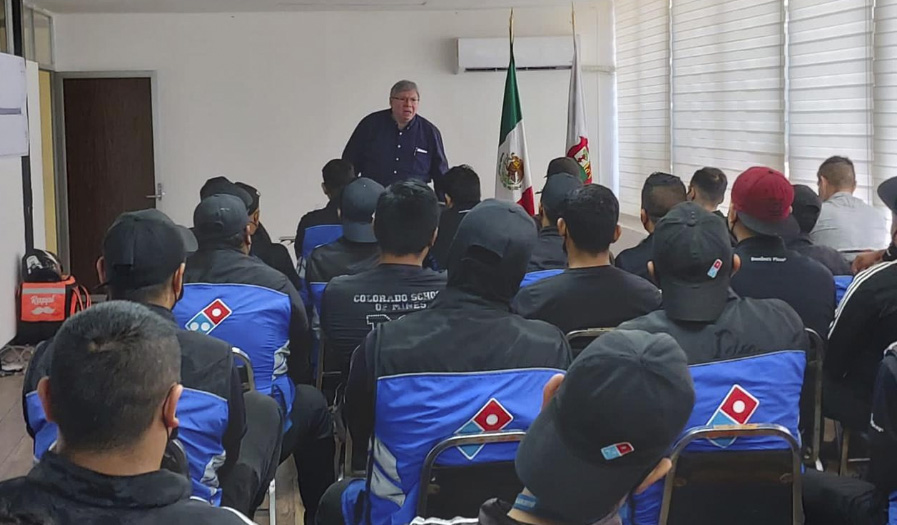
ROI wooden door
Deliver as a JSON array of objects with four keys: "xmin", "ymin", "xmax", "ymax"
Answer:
[{"xmin": 63, "ymin": 77, "xmax": 155, "ymax": 289}]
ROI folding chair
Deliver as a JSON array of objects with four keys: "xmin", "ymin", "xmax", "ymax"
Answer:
[
  {"xmin": 565, "ymin": 328, "xmax": 614, "ymax": 357},
  {"xmin": 799, "ymin": 328, "xmax": 824, "ymax": 468},
  {"xmin": 416, "ymin": 431, "xmax": 526, "ymax": 520},
  {"xmin": 659, "ymin": 424, "xmax": 803, "ymax": 525},
  {"xmin": 231, "ymin": 349, "xmax": 276, "ymax": 523},
  {"xmin": 520, "ymin": 269, "xmax": 563, "ymax": 288},
  {"xmin": 232, "ymin": 348, "xmax": 255, "ymax": 393}
]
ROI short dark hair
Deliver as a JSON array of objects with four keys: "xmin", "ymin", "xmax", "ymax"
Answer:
[
  {"xmin": 107, "ymin": 279, "xmax": 173, "ymax": 304},
  {"xmin": 818, "ymin": 156, "xmax": 856, "ymax": 189},
  {"xmin": 322, "ymin": 159, "xmax": 356, "ymax": 192},
  {"xmin": 642, "ymin": 172, "xmax": 687, "ymax": 223},
  {"xmin": 48, "ymin": 301, "xmax": 180, "ymax": 453},
  {"xmin": 374, "ymin": 180, "xmax": 439, "ymax": 256},
  {"xmin": 559, "ymin": 184, "xmax": 619, "ymax": 255},
  {"xmin": 690, "ymin": 167, "xmax": 728, "ymax": 205},
  {"xmin": 444, "ymin": 165, "xmax": 481, "ymax": 206}
]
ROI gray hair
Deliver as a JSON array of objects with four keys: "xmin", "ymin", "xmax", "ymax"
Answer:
[{"xmin": 390, "ymin": 80, "xmax": 419, "ymax": 98}]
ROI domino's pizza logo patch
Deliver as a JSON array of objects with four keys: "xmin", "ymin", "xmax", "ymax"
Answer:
[
  {"xmin": 184, "ymin": 299, "xmax": 232, "ymax": 335},
  {"xmin": 454, "ymin": 398, "xmax": 514, "ymax": 460},
  {"xmin": 601, "ymin": 442, "xmax": 634, "ymax": 461},
  {"xmin": 706, "ymin": 384, "xmax": 759, "ymax": 448}
]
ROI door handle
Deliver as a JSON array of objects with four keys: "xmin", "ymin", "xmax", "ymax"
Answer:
[{"xmin": 145, "ymin": 182, "xmax": 165, "ymax": 201}]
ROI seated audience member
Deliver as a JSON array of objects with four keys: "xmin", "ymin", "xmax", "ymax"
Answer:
[
  {"xmin": 322, "ymin": 180, "xmax": 446, "ymax": 376},
  {"xmin": 547, "ymin": 156, "xmax": 585, "ymax": 179},
  {"xmin": 823, "ymin": 176, "xmax": 897, "ymax": 430},
  {"xmin": 201, "ymin": 177, "xmax": 301, "ymax": 290},
  {"xmin": 23, "ymin": 210, "xmax": 280, "ymax": 516},
  {"xmin": 527, "ymin": 173, "xmax": 583, "ymax": 272},
  {"xmin": 182, "ymin": 195, "xmax": 332, "ymax": 524},
  {"xmin": 811, "ymin": 156, "xmax": 890, "ymax": 259},
  {"xmin": 615, "ymin": 172, "xmax": 687, "ymax": 280},
  {"xmin": 512, "ymin": 184, "xmax": 661, "ymax": 336},
  {"xmin": 786, "ymin": 184, "xmax": 852, "ymax": 276},
  {"xmin": 235, "ymin": 181, "xmax": 302, "ymax": 291},
  {"xmin": 318, "ymin": 200, "xmax": 573, "ymax": 525},
  {"xmin": 306, "ymin": 177, "xmax": 384, "ymax": 286},
  {"xmin": 410, "ymin": 330, "xmax": 696, "ymax": 525},
  {"xmin": 1, "ymin": 302, "xmax": 252, "ymax": 524},
  {"xmin": 803, "ymin": 343, "xmax": 897, "ymax": 525},
  {"xmin": 618, "ymin": 201, "xmax": 809, "ymax": 524},
  {"xmin": 429, "ymin": 165, "xmax": 481, "ymax": 270},
  {"xmin": 728, "ymin": 167, "xmax": 835, "ymax": 339},
  {"xmin": 687, "ymin": 166, "xmax": 728, "ymax": 218},
  {"xmin": 295, "ymin": 159, "xmax": 357, "ymax": 260}
]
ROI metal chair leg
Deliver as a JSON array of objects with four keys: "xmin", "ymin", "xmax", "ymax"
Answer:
[
  {"xmin": 268, "ymin": 479, "xmax": 276, "ymax": 525},
  {"xmin": 839, "ymin": 429, "xmax": 851, "ymax": 476}
]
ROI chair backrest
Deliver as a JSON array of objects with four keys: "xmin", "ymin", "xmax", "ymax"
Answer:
[
  {"xmin": 799, "ymin": 328, "xmax": 825, "ymax": 466},
  {"xmin": 565, "ymin": 328, "xmax": 615, "ymax": 357},
  {"xmin": 659, "ymin": 424, "xmax": 803, "ymax": 525},
  {"xmin": 302, "ymin": 225, "xmax": 344, "ymax": 260},
  {"xmin": 834, "ymin": 275, "xmax": 854, "ymax": 305},
  {"xmin": 520, "ymin": 269, "xmax": 563, "ymax": 288},
  {"xmin": 173, "ymin": 283, "xmax": 295, "ymax": 424},
  {"xmin": 26, "ymin": 386, "xmax": 230, "ymax": 506},
  {"xmin": 366, "ymin": 368, "xmax": 561, "ymax": 525},
  {"xmin": 416, "ymin": 431, "xmax": 525, "ymax": 519},
  {"xmin": 232, "ymin": 347, "xmax": 255, "ymax": 392},
  {"xmin": 630, "ymin": 350, "xmax": 806, "ymax": 524}
]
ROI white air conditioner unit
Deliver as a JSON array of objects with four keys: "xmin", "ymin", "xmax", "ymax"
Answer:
[{"xmin": 456, "ymin": 36, "xmax": 577, "ymax": 73}]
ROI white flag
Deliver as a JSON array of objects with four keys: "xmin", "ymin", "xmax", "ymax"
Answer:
[{"xmin": 566, "ymin": 33, "xmax": 592, "ymax": 183}]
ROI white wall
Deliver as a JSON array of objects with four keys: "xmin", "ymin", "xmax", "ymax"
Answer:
[
  {"xmin": 53, "ymin": 4, "xmax": 616, "ymax": 239},
  {"xmin": 0, "ymin": 60, "xmax": 45, "ymax": 344}
]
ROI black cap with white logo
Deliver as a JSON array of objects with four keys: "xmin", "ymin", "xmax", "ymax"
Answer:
[
  {"xmin": 653, "ymin": 201, "xmax": 734, "ymax": 322},
  {"xmin": 516, "ymin": 330, "xmax": 695, "ymax": 523}
]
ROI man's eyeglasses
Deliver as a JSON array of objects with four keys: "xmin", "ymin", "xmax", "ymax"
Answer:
[{"xmin": 391, "ymin": 96, "xmax": 420, "ymax": 104}]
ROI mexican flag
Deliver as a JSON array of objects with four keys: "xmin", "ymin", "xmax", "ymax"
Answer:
[
  {"xmin": 567, "ymin": 33, "xmax": 592, "ymax": 184},
  {"xmin": 496, "ymin": 40, "xmax": 535, "ymax": 215}
]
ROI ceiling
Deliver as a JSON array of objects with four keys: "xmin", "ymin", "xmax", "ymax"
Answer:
[{"xmin": 36, "ymin": 0, "xmax": 588, "ymax": 14}]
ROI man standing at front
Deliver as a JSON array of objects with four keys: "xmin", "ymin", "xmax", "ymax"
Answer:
[{"xmin": 343, "ymin": 80, "xmax": 449, "ymax": 197}]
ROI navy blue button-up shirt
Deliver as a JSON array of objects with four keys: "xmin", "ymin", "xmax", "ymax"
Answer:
[{"xmin": 342, "ymin": 109, "xmax": 449, "ymax": 196}]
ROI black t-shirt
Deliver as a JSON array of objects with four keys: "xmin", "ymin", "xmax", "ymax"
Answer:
[
  {"xmin": 511, "ymin": 265, "xmax": 661, "ymax": 336},
  {"xmin": 321, "ymin": 264, "xmax": 447, "ymax": 372},
  {"xmin": 731, "ymin": 236, "xmax": 835, "ymax": 339}
]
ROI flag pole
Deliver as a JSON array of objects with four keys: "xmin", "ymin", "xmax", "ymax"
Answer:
[
  {"xmin": 571, "ymin": 2, "xmax": 576, "ymax": 38},
  {"xmin": 509, "ymin": 8, "xmax": 515, "ymax": 46}
]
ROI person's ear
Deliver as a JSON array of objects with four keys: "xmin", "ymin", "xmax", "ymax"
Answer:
[
  {"xmin": 612, "ymin": 224, "xmax": 622, "ymax": 244},
  {"xmin": 252, "ymin": 210, "xmax": 261, "ymax": 225},
  {"xmin": 538, "ymin": 202, "xmax": 545, "ymax": 217},
  {"xmin": 162, "ymin": 384, "xmax": 182, "ymax": 432},
  {"xmin": 96, "ymin": 257, "xmax": 107, "ymax": 286},
  {"xmin": 687, "ymin": 187, "xmax": 696, "ymax": 201},
  {"xmin": 445, "ymin": 194, "xmax": 454, "ymax": 209},
  {"xmin": 322, "ymin": 183, "xmax": 329, "ymax": 198},
  {"xmin": 732, "ymin": 254, "xmax": 741, "ymax": 276},
  {"xmin": 541, "ymin": 374, "xmax": 565, "ymax": 410},
  {"xmin": 634, "ymin": 458, "xmax": 672, "ymax": 495},
  {"xmin": 37, "ymin": 377, "xmax": 54, "ymax": 424},
  {"xmin": 647, "ymin": 260, "xmax": 657, "ymax": 285},
  {"xmin": 172, "ymin": 263, "xmax": 185, "ymax": 299},
  {"xmin": 639, "ymin": 209, "xmax": 649, "ymax": 231},
  {"xmin": 243, "ymin": 225, "xmax": 253, "ymax": 252},
  {"xmin": 558, "ymin": 218, "xmax": 568, "ymax": 239}
]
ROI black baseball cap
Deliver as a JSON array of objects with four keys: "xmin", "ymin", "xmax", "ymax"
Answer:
[
  {"xmin": 517, "ymin": 330, "xmax": 695, "ymax": 523},
  {"xmin": 878, "ymin": 176, "xmax": 897, "ymax": 214},
  {"xmin": 193, "ymin": 194, "xmax": 250, "ymax": 243},
  {"xmin": 447, "ymin": 199, "xmax": 537, "ymax": 284},
  {"xmin": 546, "ymin": 156, "xmax": 584, "ymax": 180},
  {"xmin": 539, "ymin": 173, "xmax": 583, "ymax": 213},
  {"xmin": 234, "ymin": 182, "xmax": 260, "ymax": 214},
  {"xmin": 340, "ymin": 177, "xmax": 385, "ymax": 243},
  {"xmin": 102, "ymin": 209, "xmax": 197, "ymax": 289},
  {"xmin": 791, "ymin": 184, "xmax": 822, "ymax": 234},
  {"xmin": 653, "ymin": 201, "xmax": 733, "ymax": 322},
  {"xmin": 200, "ymin": 176, "xmax": 253, "ymax": 214}
]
